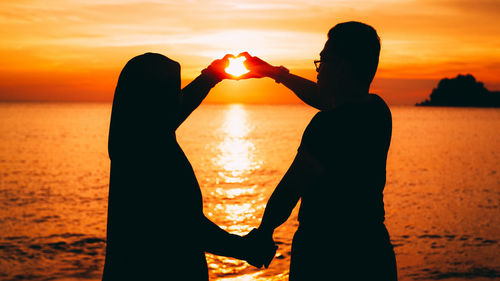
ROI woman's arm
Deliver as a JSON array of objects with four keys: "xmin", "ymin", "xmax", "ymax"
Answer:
[
  {"xmin": 175, "ymin": 73, "xmax": 219, "ymax": 130},
  {"xmin": 174, "ymin": 55, "xmax": 234, "ymax": 130},
  {"xmin": 200, "ymin": 215, "xmax": 276, "ymax": 268},
  {"xmin": 200, "ymin": 215, "xmax": 245, "ymax": 258}
]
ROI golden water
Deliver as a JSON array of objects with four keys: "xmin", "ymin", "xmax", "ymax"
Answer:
[{"xmin": 0, "ymin": 103, "xmax": 499, "ymax": 280}]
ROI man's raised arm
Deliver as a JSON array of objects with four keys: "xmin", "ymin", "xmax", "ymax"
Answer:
[{"xmin": 238, "ymin": 52, "xmax": 329, "ymax": 110}]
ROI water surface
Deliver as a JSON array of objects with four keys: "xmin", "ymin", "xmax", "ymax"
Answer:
[{"xmin": 0, "ymin": 103, "xmax": 499, "ymax": 280}]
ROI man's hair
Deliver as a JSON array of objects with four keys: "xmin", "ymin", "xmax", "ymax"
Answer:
[{"xmin": 322, "ymin": 21, "xmax": 380, "ymax": 86}]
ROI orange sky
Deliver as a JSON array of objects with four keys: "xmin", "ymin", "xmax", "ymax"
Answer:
[{"xmin": 0, "ymin": 0, "xmax": 499, "ymax": 104}]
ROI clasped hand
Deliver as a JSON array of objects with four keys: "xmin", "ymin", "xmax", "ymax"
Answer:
[
  {"xmin": 240, "ymin": 228, "xmax": 277, "ymax": 269},
  {"xmin": 202, "ymin": 52, "xmax": 276, "ymax": 82}
]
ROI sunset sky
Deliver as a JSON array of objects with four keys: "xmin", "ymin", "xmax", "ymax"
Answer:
[{"xmin": 0, "ymin": 0, "xmax": 499, "ymax": 104}]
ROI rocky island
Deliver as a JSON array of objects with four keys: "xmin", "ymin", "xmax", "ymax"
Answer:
[{"xmin": 416, "ymin": 74, "xmax": 500, "ymax": 107}]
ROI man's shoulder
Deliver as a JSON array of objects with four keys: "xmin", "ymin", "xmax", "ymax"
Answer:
[
  {"xmin": 369, "ymin": 94, "xmax": 390, "ymax": 111},
  {"xmin": 304, "ymin": 110, "xmax": 338, "ymax": 134}
]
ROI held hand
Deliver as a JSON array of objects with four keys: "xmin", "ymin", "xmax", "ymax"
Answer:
[
  {"xmin": 242, "ymin": 228, "xmax": 277, "ymax": 268},
  {"xmin": 237, "ymin": 52, "xmax": 278, "ymax": 79},
  {"xmin": 201, "ymin": 54, "xmax": 235, "ymax": 83}
]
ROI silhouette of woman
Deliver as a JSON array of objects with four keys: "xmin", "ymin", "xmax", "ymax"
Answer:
[{"xmin": 102, "ymin": 53, "xmax": 268, "ymax": 280}]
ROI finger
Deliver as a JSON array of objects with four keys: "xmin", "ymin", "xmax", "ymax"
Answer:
[
  {"xmin": 226, "ymin": 74, "xmax": 241, "ymax": 80},
  {"xmin": 237, "ymin": 73, "xmax": 260, "ymax": 79},
  {"xmin": 215, "ymin": 58, "xmax": 230, "ymax": 68},
  {"xmin": 250, "ymin": 261, "xmax": 263, "ymax": 269},
  {"xmin": 264, "ymin": 246, "xmax": 278, "ymax": 268},
  {"xmin": 224, "ymin": 71, "xmax": 240, "ymax": 80},
  {"xmin": 238, "ymin": 52, "xmax": 252, "ymax": 60},
  {"xmin": 209, "ymin": 58, "xmax": 222, "ymax": 66},
  {"xmin": 237, "ymin": 73, "xmax": 250, "ymax": 79},
  {"xmin": 243, "ymin": 58, "xmax": 259, "ymax": 69},
  {"xmin": 242, "ymin": 59, "xmax": 252, "ymax": 67},
  {"xmin": 243, "ymin": 56, "xmax": 264, "ymax": 67},
  {"xmin": 228, "ymin": 71, "xmax": 253, "ymax": 80},
  {"xmin": 222, "ymin": 54, "xmax": 236, "ymax": 60},
  {"xmin": 252, "ymin": 56, "xmax": 267, "ymax": 64}
]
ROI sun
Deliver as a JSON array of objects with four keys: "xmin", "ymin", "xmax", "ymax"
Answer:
[{"xmin": 225, "ymin": 57, "xmax": 250, "ymax": 77}]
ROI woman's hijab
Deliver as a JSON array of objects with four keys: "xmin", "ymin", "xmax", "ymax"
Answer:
[{"xmin": 108, "ymin": 52, "xmax": 181, "ymax": 161}]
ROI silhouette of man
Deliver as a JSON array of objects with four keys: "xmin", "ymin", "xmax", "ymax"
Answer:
[
  {"xmin": 240, "ymin": 21, "xmax": 397, "ymax": 280},
  {"xmin": 103, "ymin": 53, "xmax": 274, "ymax": 280}
]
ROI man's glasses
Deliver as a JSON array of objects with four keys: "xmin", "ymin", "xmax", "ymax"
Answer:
[
  {"xmin": 314, "ymin": 60, "xmax": 322, "ymax": 72},
  {"xmin": 314, "ymin": 59, "xmax": 334, "ymax": 72}
]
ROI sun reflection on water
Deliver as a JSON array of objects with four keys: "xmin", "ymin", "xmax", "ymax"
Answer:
[
  {"xmin": 215, "ymin": 203, "xmax": 256, "ymax": 224},
  {"xmin": 215, "ymin": 104, "xmax": 261, "ymax": 184},
  {"xmin": 208, "ymin": 104, "xmax": 265, "ymax": 277},
  {"xmin": 214, "ymin": 186, "xmax": 256, "ymax": 199}
]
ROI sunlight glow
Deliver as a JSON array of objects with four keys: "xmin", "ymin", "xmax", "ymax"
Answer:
[{"xmin": 225, "ymin": 57, "xmax": 250, "ymax": 77}]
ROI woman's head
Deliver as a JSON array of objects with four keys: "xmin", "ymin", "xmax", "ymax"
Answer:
[{"xmin": 108, "ymin": 53, "xmax": 181, "ymax": 160}]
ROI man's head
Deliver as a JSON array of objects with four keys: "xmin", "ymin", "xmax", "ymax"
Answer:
[{"xmin": 317, "ymin": 21, "xmax": 380, "ymax": 99}]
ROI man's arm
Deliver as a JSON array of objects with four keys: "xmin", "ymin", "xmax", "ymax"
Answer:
[
  {"xmin": 239, "ymin": 52, "xmax": 330, "ymax": 111},
  {"xmin": 259, "ymin": 149, "xmax": 324, "ymax": 235},
  {"xmin": 247, "ymin": 149, "xmax": 323, "ymax": 266},
  {"xmin": 270, "ymin": 71, "xmax": 326, "ymax": 111}
]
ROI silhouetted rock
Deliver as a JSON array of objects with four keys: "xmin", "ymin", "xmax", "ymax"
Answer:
[{"xmin": 416, "ymin": 74, "xmax": 500, "ymax": 107}]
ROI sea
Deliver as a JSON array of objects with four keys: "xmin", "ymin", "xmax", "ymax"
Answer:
[{"xmin": 0, "ymin": 103, "xmax": 499, "ymax": 281}]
